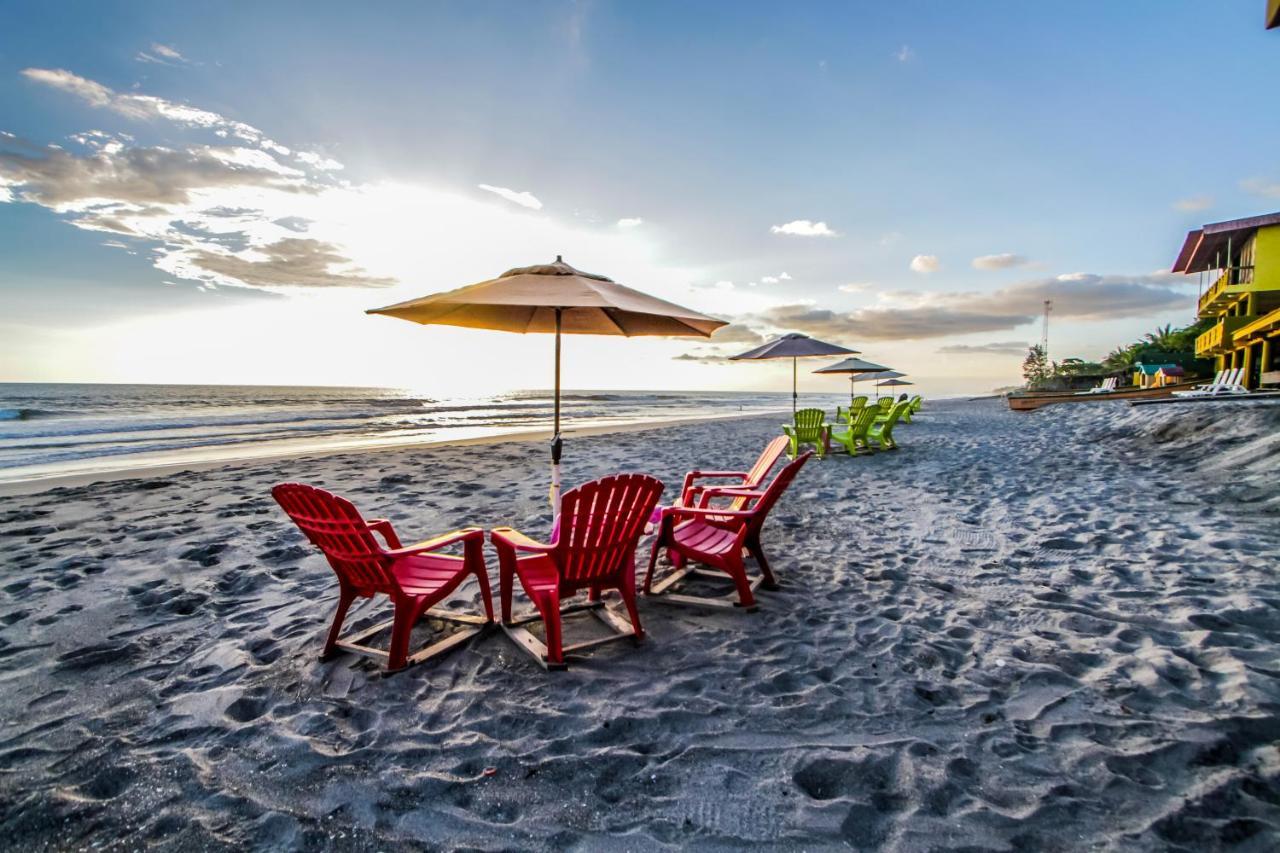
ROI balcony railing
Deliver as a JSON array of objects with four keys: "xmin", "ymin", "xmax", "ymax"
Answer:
[
  {"xmin": 1194, "ymin": 316, "xmax": 1250, "ymax": 356},
  {"xmin": 1198, "ymin": 265, "xmax": 1256, "ymax": 316}
]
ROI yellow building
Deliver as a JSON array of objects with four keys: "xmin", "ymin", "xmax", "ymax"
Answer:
[{"xmin": 1173, "ymin": 212, "xmax": 1280, "ymax": 389}]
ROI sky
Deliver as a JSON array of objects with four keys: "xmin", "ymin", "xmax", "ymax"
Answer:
[{"xmin": 1, "ymin": 1, "xmax": 1278, "ymax": 398}]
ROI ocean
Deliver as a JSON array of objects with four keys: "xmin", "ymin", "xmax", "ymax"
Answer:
[{"xmin": 0, "ymin": 383, "xmax": 851, "ymax": 485}]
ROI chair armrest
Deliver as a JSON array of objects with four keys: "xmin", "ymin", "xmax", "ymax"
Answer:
[
  {"xmin": 686, "ymin": 471, "xmax": 750, "ymax": 481},
  {"xmin": 490, "ymin": 527, "xmax": 556, "ymax": 554},
  {"xmin": 365, "ymin": 518, "xmax": 403, "ymax": 550},
  {"xmin": 697, "ymin": 486, "xmax": 765, "ymax": 509},
  {"xmin": 385, "ymin": 527, "xmax": 484, "ymax": 557},
  {"xmin": 663, "ymin": 505, "xmax": 756, "ymax": 522}
]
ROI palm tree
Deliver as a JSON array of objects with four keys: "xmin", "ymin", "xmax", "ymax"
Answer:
[{"xmin": 1142, "ymin": 324, "xmax": 1178, "ymax": 351}]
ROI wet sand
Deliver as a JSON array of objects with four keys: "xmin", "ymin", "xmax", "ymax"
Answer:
[{"xmin": 1, "ymin": 397, "xmax": 1278, "ymax": 850}]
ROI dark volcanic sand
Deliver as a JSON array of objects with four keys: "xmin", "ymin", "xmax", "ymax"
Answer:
[{"xmin": 1, "ymin": 398, "xmax": 1279, "ymax": 851}]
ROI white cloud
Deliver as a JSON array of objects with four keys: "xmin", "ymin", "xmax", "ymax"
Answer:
[
  {"xmin": 910, "ymin": 254, "xmax": 940, "ymax": 273},
  {"xmin": 1240, "ymin": 177, "xmax": 1280, "ymax": 199},
  {"xmin": 136, "ymin": 43, "xmax": 191, "ymax": 66},
  {"xmin": 296, "ymin": 151, "xmax": 344, "ymax": 171},
  {"xmin": 771, "ymin": 219, "xmax": 836, "ymax": 237},
  {"xmin": 616, "ymin": 216, "xmax": 643, "ymax": 228},
  {"xmin": 1173, "ymin": 195, "xmax": 1213, "ymax": 212},
  {"xmin": 779, "ymin": 272, "xmax": 791, "ymax": 280},
  {"xmin": 477, "ymin": 183, "xmax": 543, "ymax": 210},
  {"xmin": 895, "ymin": 45, "xmax": 914, "ymax": 62},
  {"xmin": 839, "ymin": 282, "xmax": 873, "ymax": 293},
  {"xmin": 21, "ymin": 68, "xmax": 297, "ymax": 160},
  {"xmin": 936, "ymin": 341, "xmax": 1030, "ymax": 355},
  {"xmin": 972, "ymin": 252, "xmax": 1030, "ymax": 271}
]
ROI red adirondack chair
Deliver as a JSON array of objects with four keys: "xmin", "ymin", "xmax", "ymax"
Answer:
[
  {"xmin": 491, "ymin": 473, "xmax": 663, "ymax": 669},
  {"xmin": 679, "ymin": 435, "xmax": 790, "ymax": 510},
  {"xmin": 272, "ymin": 483, "xmax": 494, "ymax": 672},
  {"xmin": 644, "ymin": 452, "xmax": 811, "ymax": 610}
]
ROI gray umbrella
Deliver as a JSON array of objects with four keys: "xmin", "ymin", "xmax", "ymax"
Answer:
[
  {"xmin": 730, "ymin": 333, "xmax": 857, "ymax": 416},
  {"xmin": 813, "ymin": 357, "xmax": 892, "ymax": 406},
  {"xmin": 858, "ymin": 370, "xmax": 906, "ymax": 399}
]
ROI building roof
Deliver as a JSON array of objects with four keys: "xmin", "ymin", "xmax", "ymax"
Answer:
[
  {"xmin": 1171, "ymin": 211, "xmax": 1280, "ymax": 273},
  {"xmin": 1135, "ymin": 362, "xmax": 1179, "ymax": 375},
  {"xmin": 1269, "ymin": 0, "xmax": 1280, "ymax": 30},
  {"xmin": 1154, "ymin": 366, "xmax": 1185, "ymax": 376}
]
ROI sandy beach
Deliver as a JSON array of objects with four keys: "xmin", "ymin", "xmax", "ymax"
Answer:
[{"xmin": 2, "ymin": 397, "xmax": 1279, "ymax": 850}]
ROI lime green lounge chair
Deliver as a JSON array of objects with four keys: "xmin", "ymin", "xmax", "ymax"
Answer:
[
  {"xmin": 867, "ymin": 401, "xmax": 909, "ymax": 450},
  {"xmin": 909, "ymin": 394, "xmax": 922, "ymax": 412},
  {"xmin": 897, "ymin": 394, "xmax": 922, "ymax": 424},
  {"xmin": 835, "ymin": 396, "xmax": 867, "ymax": 422},
  {"xmin": 829, "ymin": 405, "xmax": 880, "ymax": 456},
  {"xmin": 875, "ymin": 397, "xmax": 893, "ymax": 412},
  {"xmin": 782, "ymin": 408, "xmax": 827, "ymax": 459}
]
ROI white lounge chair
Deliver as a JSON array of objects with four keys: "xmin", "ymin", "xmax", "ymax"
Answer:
[
  {"xmin": 1076, "ymin": 377, "xmax": 1117, "ymax": 395},
  {"xmin": 1171, "ymin": 367, "xmax": 1249, "ymax": 397}
]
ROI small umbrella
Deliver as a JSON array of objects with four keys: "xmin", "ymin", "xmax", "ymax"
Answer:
[
  {"xmin": 730, "ymin": 333, "xmax": 857, "ymax": 417},
  {"xmin": 877, "ymin": 378, "xmax": 914, "ymax": 399},
  {"xmin": 860, "ymin": 369, "xmax": 905, "ymax": 399},
  {"xmin": 813, "ymin": 356, "xmax": 891, "ymax": 407},
  {"xmin": 367, "ymin": 256, "xmax": 726, "ymax": 510}
]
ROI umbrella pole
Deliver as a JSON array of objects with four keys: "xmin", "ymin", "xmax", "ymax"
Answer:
[
  {"xmin": 792, "ymin": 357, "xmax": 798, "ymax": 418},
  {"xmin": 551, "ymin": 308, "xmax": 563, "ymax": 514}
]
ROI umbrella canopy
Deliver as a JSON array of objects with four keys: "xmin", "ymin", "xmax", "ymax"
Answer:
[
  {"xmin": 858, "ymin": 369, "xmax": 906, "ymax": 399},
  {"xmin": 813, "ymin": 357, "xmax": 892, "ymax": 407},
  {"xmin": 367, "ymin": 256, "xmax": 726, "ymax": 510},
  {"xmin": 877, "ymin": 378, "xmax": 914, "ymax": 387},
  {"xmin": 367, "ymin": 256, "xmax": 724, "ymax": 337},
  {"xmin": 730, "ymin": 333, "xmax": 857, "ymax": 416}
]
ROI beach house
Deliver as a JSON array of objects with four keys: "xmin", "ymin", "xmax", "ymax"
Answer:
[{"xmin": 1172, "ymin": 211, "xmax": 1280, "ymax": 390}]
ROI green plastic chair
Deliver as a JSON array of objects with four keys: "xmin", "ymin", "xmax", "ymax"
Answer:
[
  {"xmin": 875, "ymin": 397, "xmax": 893, "ymax": 412},
  {"xmin": 782, "ymin": 408, "xmax": 827, "ymax": 459},
  {"xmin": 911, "ymin": 395, "xmax": 923, "ymax": 412},
  {"xmin": 829, "ymin": 406, "xmax": 880, "ymax": 456},
  {"xmin": 898, "ymin": 394, "xmax": 922, "ymax": 424},
  {"xmin": 868, "ymin": 401, "xmax": 909, "ymax": 450},
  {"xmin": 835, "ymin": 397, "xmax": 867, "ymax": 422}
]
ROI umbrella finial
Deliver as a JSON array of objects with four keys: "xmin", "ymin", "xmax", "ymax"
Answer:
[{"xmin": 555, "ymin": 254, "xmax": 563, "ymax": 263}]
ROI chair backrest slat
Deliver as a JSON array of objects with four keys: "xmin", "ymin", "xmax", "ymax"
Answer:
[
  {"xmin": 272, "ymin": 483, "xmax": 397, "ymax": 595},
  {"xmin": 745, "ymin": 436, "xmax": 789, "ymax": 488},
  {"xmin": 555, "ymin": 474, "xmax": 663, "ymax": 585},
  {"xmin": 743, "ymin": 453, "xmax": 811, "ymax": 539}
]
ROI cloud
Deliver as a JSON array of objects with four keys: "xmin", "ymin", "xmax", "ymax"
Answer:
[
  {"xmin": 936, "ymin": 341, "xmax": 1030, "ymax": 355},
  {"xmin": 296, "ymin": 151, "xmax": 343, "ymax": 171},
  {"xmin": 709, "ymin": 323, "xmax": 766, "ymax": 345},
  {"xmin": 895, "ymin": 45, "xmax": 914, "ymax": 62},
  {"xmin": 616, "ymin": 217, "xmax": 643, "ymax": 228},
  {"xmin": 771, "ymin": 219, "xmax": 836, "ymax": 237},
  {"xmin": 910, "ymin": 254, "xmax": 940, "ymax": 273},
  {"xmin": 170, "ymin": 238, "xmax": 395, "ymax": 289},
  {"xmin": 839, "ymin": 282, "xmax": 873, "ymax": 293},
  {"xmin": 1240, "ymin": 177, "xmax": 1280, "ymax": 199},
  {"xmin": 20, "ymin": 68, "xmax": 311, "ymax": 162},
  {"xmin": 136, "ymin": 43, "xmax": 191, "ymax": 65},
  {"xmin": 779, "ymin": 272, "xmax": 791, "ymax": 280},
  {"xmin": 478, "ymin": 183, "xmax": 543, "ymax": 210},
  {"xmin": 747, "ymin": 273, "xmax": 1192, "ymax": 341},
  {"xmin": 1173, "ymin": 195, "xmax": 1213, "ymax": 212},
  {"xmin": 674, "ymin": 323, "xmax": 765, "ymax": 362},
  {"xmin": 972, "ymin": 252, "xmax": 1030, "ymax": 271},
  {"xmin": 0, "ymin": 139, "xmax": 311, "ymax": 208}
]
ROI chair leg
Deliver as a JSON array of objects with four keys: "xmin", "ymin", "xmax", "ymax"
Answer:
[
  {"xmin": 617, "ymin": 582, "xmax": 644, "ymax": 640},
  {"xmin": 748, "ymin": 538, "xmax": 778, "ymax": 590},
  {"xmin": 387, "ymin": 596, "xmax": 421, "ymax": 671},
  {"xmin": 643, "ymin": 536, "xmax": 664, "ymax": 594},
  {"xmin": 725, "ymin": 554, "xmax": 756, "ymax": 608},
  {"xmin": 499, "ymin": 555, "xmax": 514, "ymax": 623},
  {"xmin": 473, "ymin": 561, "xmax": 495, "ymax": 622},
  {"xmin": 322, "ymin": 587, "xmax": 356, "ymax": 660},
  {"xmin": 540, "ymin": 591, "xmax": 564, "ymax": 666}
]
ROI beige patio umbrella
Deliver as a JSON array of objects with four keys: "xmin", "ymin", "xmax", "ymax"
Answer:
[{"xmin": 367, "ymin": 256, "xmax": 726, "ymax": 511}]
